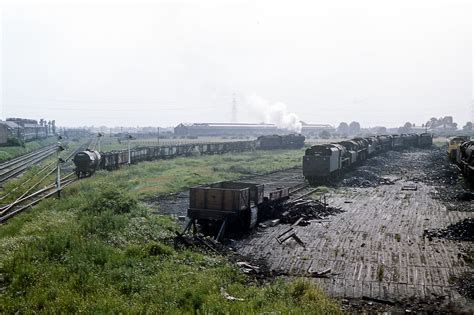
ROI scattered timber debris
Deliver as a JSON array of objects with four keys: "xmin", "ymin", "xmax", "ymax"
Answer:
[
  {"xmin": 401, "ymin": 184, "xmax": 417, "ymax": 191},
  {"xmin": 307, "ymin": 268, "xmax": 332, "ymax": 278},
  {"xmin": 174, "ymin": 232, "xmax": 225, "ymax": 253},
  {"xmin": 236, "ymin": 261, "xmax": 261, "ymax": 274},
  {"xmin": 278, "ymin": 198, "xmax": 343, "ymax": 225},
  {"xmin": 276, "ymin": 227, "xmax": 305, "ymax": 247}
]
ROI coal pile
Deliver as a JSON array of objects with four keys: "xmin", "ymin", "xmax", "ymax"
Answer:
[
  {"xmin": 341, "ymin": 169, "xmax": 381, "ymax": 187},
  {"xmin": 453, "ymin": 272, "xmax": 474, "ymax": 300},
  {"xmin": 279, "ymin": 198, "xmax": 344, "ymax": 225},
  {"xmin": 456, "ymin": 192, "xmax": 474, "ymax": 201},
  {"xmin": 425, "ymin": 218, "xmax": 474, "ymax": 242},
  {"xmin": 424, "ymin": 146, "xmax": 461, "ymax": 186}
]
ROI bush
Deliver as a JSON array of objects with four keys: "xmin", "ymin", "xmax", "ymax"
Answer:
[
  {"xmin": 85, "ymin": 184, "xmax": 137, "ymax": 214},
  {"xmin": 7, "ymin": 138, "xmax": 25, "ymax": 147}
]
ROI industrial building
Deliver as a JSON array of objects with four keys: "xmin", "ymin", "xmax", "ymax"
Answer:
[
  {"xmin": 0, "ymin": 123, "xmax": 8, "ymax": 144},
  {"xmin": 174, "ymin": 123, "xmax": 279, "ymax": 136},
  {"xmin": 6, "ymin": 118, "xmax": 51, "ymax": 141},
  {"xmin": 0, "ymin": 118, "xmax": 54, "ymax": 145}
]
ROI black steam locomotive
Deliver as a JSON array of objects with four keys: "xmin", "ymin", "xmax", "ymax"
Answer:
[{"xmin": 303, "ymin": 133, "xmax": 433, "ymax": 184}]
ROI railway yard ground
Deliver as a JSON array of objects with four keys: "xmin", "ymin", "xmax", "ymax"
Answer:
[
  {"xmin": 155, "ymin": 146, "xmax": 474, "ymax": 313},
  {"xmin": 1, "ymin": 142, "xmax": 473, "ymax": 313}
]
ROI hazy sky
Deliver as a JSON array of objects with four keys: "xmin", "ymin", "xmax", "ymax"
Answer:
[{"xmin": 0, "ymin": 0, "xmax": 472, "ymax": 128}]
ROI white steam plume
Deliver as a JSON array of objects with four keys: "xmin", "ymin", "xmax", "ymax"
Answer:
[{"xmin": 247, "ymin": 95, "xmax": 302, "ymax": 133}]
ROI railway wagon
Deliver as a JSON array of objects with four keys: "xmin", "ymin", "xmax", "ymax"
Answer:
[
  {"xmin": 418, "ymin": 133, "xmax": 433, "ymax": 147},
  {"xmin": 256, "ymin": 134, "xmax": 305, "ymax": 150},
  {"xmin": 74, "ymin": 135, "xmax": 304, "ymax": 177},
  {"xmin": 281, "ymin": 134, "xmax": 306, "ymax": 149},
  {"xmin": 73, "ymin": 150, "xmax": 101, "ymax": 177},
  {"xmin": 184, "ymin": 181, "xmax": 289, "ymax": 240},
  {"xmin": 402, "ymin": 133, "xmax": 419, "ymax": 147}
]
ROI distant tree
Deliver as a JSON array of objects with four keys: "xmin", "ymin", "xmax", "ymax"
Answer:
[
  {"xmin": 463, "ymin": 121, "xmax": 473, "ymax": 131},
  {"xmin": 319, "ymin": 130, "xmax": 331, "ymax": 139},
  {"xmin": 349, "ymin": 121, "xmax": 361, "ymax": 135},
  {"xmin": 403, "ymin": 122, "xmax": 412, "ymax": 129},
  {"xmin": 337, "ymin": 122, "xmax": 349, "ymax": 135},
  {"xmin": 425, "ymin": 116, "xmax": 457, "ymax": 129}
]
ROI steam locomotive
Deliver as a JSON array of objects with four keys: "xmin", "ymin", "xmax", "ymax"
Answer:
[
  {"xmin": 303, "ymin": 133, "xmax": 433, "ymax": 184},
  {"xmin": 447, "ymin": 136, "xmax": 473, "ymax": 181}
]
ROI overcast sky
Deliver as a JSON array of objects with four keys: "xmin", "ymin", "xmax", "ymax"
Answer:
[{"xmin": 0, "ymin": 0, "xmax": 472, "ymax": 128}]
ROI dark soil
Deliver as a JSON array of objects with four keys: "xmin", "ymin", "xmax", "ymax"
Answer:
[
  {"xmin": 425, "ymin": 218, "xmax": 474, "ymax": 242},
  {"xmin": 145, "ymin": 191, "xmax": 189, "ymax": 216},
  {"xmin": 451, "ymin": 272, "xmax": 474, "ymax": 300}
]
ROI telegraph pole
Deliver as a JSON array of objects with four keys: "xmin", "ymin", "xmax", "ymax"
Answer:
[
  {"xmin": 231, "ymin": 92, "xmax": 237, "ymax": 122},
  {"xmin": 97, "ymin": 132, "xmax": 103, "ymax": 152},
  {"xmin": 157, "ymin": 127, "xmax": 160, "ymax": 146},
  {"xmin": 56, "ymin": 136, "xmax": 65, "ymax": 198},
  {"xmin": 127, "ymin": 134, "xmax": 132, "ymax": 165}
]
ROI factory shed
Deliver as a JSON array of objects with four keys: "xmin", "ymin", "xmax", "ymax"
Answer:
[
  {"xmin": 300, "ymin": 123, "xmax": 335, "ymax": 135},
  {"xmin": 174, "ymin": 123, "xmax": 279, "ymax": 136}
]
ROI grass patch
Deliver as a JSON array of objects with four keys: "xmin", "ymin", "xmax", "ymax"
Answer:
[
  {"xmin": 395, "ymin": 233, "xmax": 401, "ymax": 242},
  {"xmin": 377, "ymin": 265, "xmax": 384, "ymax": 282},
  {"xmin": 98, "ymin": 149, "xmax": 303, "ymax": 197},
  {"xmin": 0, "ymin": 149, "xmax": 340, "ymax": 313}
]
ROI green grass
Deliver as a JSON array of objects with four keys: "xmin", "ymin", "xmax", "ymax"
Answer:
[
  {"xmin": 101, "ymin": 149, "xmax": 304, "ymax": 197},
  {"xmin": 377, "ymin": 265, "xmax": 385, "ymax": 282},
  {"xmin": 0, "ymin": 149, "xmax": 341, "ymax": 313},
  {"xmin": 0, "ymin": 137, "xmax": 58, "ymax": 162}
]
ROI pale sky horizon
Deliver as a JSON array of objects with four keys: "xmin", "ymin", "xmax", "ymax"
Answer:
[{"xmin": 0, "ymin": 0, "xmax": 472, "ymax": 128}]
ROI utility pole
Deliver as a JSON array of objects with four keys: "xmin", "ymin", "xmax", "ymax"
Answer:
[
  {"xmin": 56, "ymin": 136, "xmax": 65, "ymax": 198},
  {"xmin": 157, "ymin": 127, "xmax": 160, "ymax": 146},
  {"xmin": 231, "ymin": 92, "xmax": 237, "ymax": 123},
  {"xmin": 127, "ymin": 134, "xmax": 132, "ymax": 165},
  {"xmin": 97, "ymin": 132, "xmax": 103, "ymax": 152}
]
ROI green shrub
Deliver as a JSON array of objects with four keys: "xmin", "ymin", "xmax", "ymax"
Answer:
[{"xmin": 85, "ymin": 184, "xmax": 137, "ymax": 214}]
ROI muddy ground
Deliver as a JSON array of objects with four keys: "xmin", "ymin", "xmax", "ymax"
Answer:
[{"xmin": 148, "ymin": 147, "xmax": 473, "ymax": 312}]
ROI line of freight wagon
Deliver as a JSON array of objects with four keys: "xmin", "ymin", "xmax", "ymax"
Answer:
[{"xmin": 73, "ymin": 134, "xmax": 306, "ymax": 177}]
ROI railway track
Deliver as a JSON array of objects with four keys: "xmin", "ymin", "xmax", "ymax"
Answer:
[
  {"xmin": 0, "ymin": 144, "xmax": 58, "ymax": 185},
  {"xmin": 0, "ymin": 174, "xmax": 76, "ymax": 223},
  {"xmin": 0, "ymin": 139, "xmax": 94, "ymax": 223}
]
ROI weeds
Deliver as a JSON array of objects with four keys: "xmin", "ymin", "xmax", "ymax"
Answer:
[
  {"xmin": 377, "ymin": 264, "xmax": 385, "ymax": 282},
  {"xmin": 0, "ymin": 150, "xmax": 340, "ymax": 313},
  {"xmin": 395, "ymin": 233, "xmax": 401, "ymax": 242}
]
